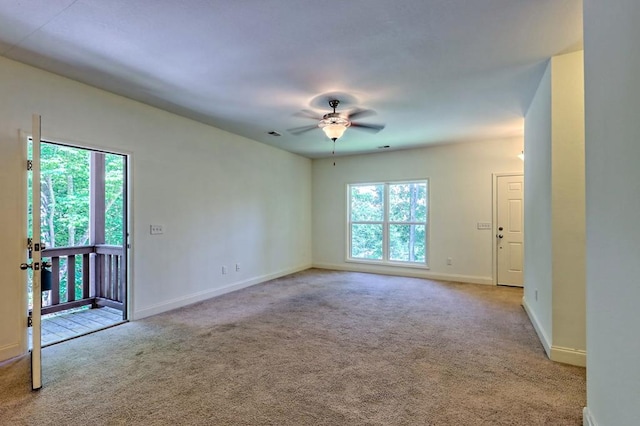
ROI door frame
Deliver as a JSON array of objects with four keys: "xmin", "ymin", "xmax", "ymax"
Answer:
[
  {"xmin": 20, "ymin": 128, "xmax": 134, "ymax": 354},
  {"xmin": 492, "ymin": 172, "xmax": 524, "ymax": 286}
]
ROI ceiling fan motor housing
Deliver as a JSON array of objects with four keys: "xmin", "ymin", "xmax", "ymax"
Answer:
[{"xmin": 320, "ymin": 112, "xmax": 351, "ymax": 127}]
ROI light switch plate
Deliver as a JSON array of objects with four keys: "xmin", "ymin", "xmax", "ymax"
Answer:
[{"xmin": 477, "ymin": 222, "xmax": 492, "ymax": 230}]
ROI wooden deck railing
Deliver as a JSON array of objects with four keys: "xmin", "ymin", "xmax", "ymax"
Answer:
[{"xmin": 34, "ymin": 244, "xmax": 125, "ymax": 316}]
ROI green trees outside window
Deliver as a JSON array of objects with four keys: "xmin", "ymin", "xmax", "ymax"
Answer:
[{"xmin": 349, "ymin": 181, "xmax": 428, "ymax": 265}]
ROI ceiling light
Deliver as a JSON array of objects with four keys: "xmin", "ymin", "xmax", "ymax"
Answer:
[
  {"xmin": 321, "ymin": 123, "xmax": 348, "ymax": 141},
  {"xmin": 317, "ymin": 99, "xmax": 351, "ymax": 142}
]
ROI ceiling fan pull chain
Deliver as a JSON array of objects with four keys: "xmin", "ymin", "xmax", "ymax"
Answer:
[{"xmin": 333, "ymin": 140, "xmax": 336, "ymax": 166}]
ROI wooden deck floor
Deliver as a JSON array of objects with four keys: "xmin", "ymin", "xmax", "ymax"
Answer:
[{"xmin": 31, "ymin": 306, "xmax": 125, "ymax": 347}]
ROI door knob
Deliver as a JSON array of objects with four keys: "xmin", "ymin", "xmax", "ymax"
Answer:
[
  {"xmin": 497, "ymin": 234, "xmax": 504, "ymax": 239},
  {"xmin": 20, "ymin": 263, "xmax": 32, "ymax": 270}
]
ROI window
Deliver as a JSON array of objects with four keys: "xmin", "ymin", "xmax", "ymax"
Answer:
[{"xmin": 348, "ymin": 181, "xmax": 428, "ymax": 266}]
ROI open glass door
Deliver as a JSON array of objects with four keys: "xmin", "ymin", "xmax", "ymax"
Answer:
[
  {"xmin": 23, "ymin": 117, "xmax": 130, "ymax": 389},
  {"xmin": 22, "ymin": 114, "xmax": 43, "ymax": 390}
]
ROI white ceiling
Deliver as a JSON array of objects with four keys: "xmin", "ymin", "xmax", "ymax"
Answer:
[{"xmin": 0, "ymin": 1, "xmax": 582, "ymax": 158}]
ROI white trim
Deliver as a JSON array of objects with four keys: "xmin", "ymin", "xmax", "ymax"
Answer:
[
  {"xmin": 522, "ymin": 296, "xmax": 552, "ymax": 357},
  {"xmin": 522, "ymin": 297, "xmax": 586, "ymax": 366},
  {"xmin": 550, "ymin": 345, "xmax": 586, "ymax": 367},
  {"xmin": 124, "ymin": 153, "xmax": 134, "ymax": 323},
  {"xmin": 0, "ymin": 343, "xmax": 23, "ymax": 363},
  {"xmin": 583, "ymin": 407, "xmax": 597, "ymax": 426},
  {"xmin": 132, "ymin": 264, "xmax": 311, "ymax": 319},
  {"xmin": 492, "ymin": 172, "xmax": 524, "ymax": 286},
  {"xmin": 313, "ymin": 262, "xmax": 493, "ymax": 285}
]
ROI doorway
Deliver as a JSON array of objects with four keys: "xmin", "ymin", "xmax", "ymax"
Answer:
[
  {"xmin": 495, "ymin": 174, "xmax": 524, "ymax": 287},
  {"xmin": 27, "ymin": 139, "xmax": 129, "ymax": 347}
]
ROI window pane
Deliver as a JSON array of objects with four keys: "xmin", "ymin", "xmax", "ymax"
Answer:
[
  {"xmin": 351, "ymin": 184, "xmax": 384, "ymax": 221},
  {"xmin": 40, "ymin": 143, "xmax": 91, "ymax": 248},
  {"xmin": 389, "ymin": 224, "xmax": 426, "ymax": 263},
  {"xmin": 104, "ymin": 153, "xmax": 125, "ymax": 246},
  {"xmin": 351, "ymin": 224, "xmax": 383, "ymax": 260},
  {"xmin": 389, "ymin": 182, "xmax": 427, "ymax": 223}
]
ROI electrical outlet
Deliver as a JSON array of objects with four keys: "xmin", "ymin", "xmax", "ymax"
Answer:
[
  {"xmin": 222, "ymin": 266, "xmax": 228, "ymax": 275},
  {"xmin": 447, "ymin": 257, "xmax": 453, "ymax": 266},
  {"xmin": 150, "ymin": 224, "xmax": 164, "ymax": 235},
  {"xmin": 235, "ymin": 263, "xmax": 241, "ymax": 272}
]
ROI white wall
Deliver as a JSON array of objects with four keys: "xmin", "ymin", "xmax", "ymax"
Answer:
[
  {"xmin": 550, "ymin": 51, "xmax": 586, "ymax": 357},
  {"xmin": 312, "ymin": 138, "xmax": 523, "ymax": 283},
  {"xmin": 523, "ymin": 62, "xmax": 553, "ymax": 349},
  {"xmin": 584, "ymin": 0, "xmax": 640, "ymax": 424},
  {"xmin": 522, "ymin": 52, "xmax": 586, "ymax": 367},
  {"xmin": 0, "ymin": 56, "xmax": 312, "ymax": 361}
]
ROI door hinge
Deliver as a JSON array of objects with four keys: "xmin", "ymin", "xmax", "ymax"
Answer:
[
  {"xmin": 27, "ymin": 159, "xmax": 33, "ymax": 170},
  {"xmin": 27, "ymin": 316, "xmax": 33, "ymax": 328}
]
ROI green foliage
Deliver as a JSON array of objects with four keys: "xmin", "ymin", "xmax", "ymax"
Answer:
[
  {"xmin": 389, "ymin": 183, "xmax": 427, "ymax": 222},
  {"xmin": 350, "ymin": 184, "xmax": 384, "ymax": 222},
  {"xmin": 40, "ymin": 144, "xmax": 91, "ymax": 248},
  {"xmin": 351, "ymin": 224, "xmax": 383, "ymax": 260},
  {"xmin": 350, "ymin": 185, "xmax": 384, "ymax": 259},
  {"xmin": 389, "ymin": 224, "xmax": 426, "ymax": 262},
  {"xmin": 388, "ymin": 183, "xmax": 427, "ymax": 262},
  {"xmin": 104, "ymin": 153, "xmax": 124, "ymax": 246}
]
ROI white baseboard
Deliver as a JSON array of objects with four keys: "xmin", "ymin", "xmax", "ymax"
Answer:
[
  {"xmin": 551, "ymin": 345, "xmax": 586, "ymax": 367},
  {"xmin": 583, "ymin": 407, "xmax": 597, "ymax": 426},
  {"xmin": 312, "ymin": 262, "xmax": 493, "ymax": 285},
  {"xmin": 0, "ymin": 342, "xmax": 23, "ymax": 364},
  {"xmin": 522, "ymin": 296, "xmax": 552, "ymax": 357},
  {"xmin": 133, "ymin": 264, "xmax": 311, "ymax": 320},
  {"xmin": 522, "ymin": 297, "xmax": 586, "ymax": 367}
]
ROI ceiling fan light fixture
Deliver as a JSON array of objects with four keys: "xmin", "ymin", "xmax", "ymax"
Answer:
[{"xmin": 321, "ymin": 123, "xmax": 348, "ymax": 141}]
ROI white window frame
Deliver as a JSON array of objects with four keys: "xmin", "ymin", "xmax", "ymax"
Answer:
[{"xmin": 346, "ymin": 179, "xmax": 429, "ymax": 268}]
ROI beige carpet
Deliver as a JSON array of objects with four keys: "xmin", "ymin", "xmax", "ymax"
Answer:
[{"xmin": 0, "ymin": 269, "xmax": 585, "ymax": 425}]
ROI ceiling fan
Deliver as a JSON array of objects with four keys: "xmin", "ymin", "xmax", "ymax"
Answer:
[{"xmin": 288, "ymin": 99, "xmax": 385, "ymax": 142}]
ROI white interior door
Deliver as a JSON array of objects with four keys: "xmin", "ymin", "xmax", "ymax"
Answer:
[{"xmin": 496, "ymin": 175, "xmax": 524, "ymax": 287}]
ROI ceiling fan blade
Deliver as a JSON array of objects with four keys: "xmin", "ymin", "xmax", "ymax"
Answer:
[
  {"xmin": 347, "ymin": 108, "xmax": 376, "ymax": 120},
  {"xmin": 350, "ymin": 122, "xmax": 385, "ymax": 133},
  {"xmin": 293, "ymin": 109, "xmax": 322, "ymax": 120},
  {"xmin": 287, "ymin": 124, "xmax": 319, "ymax": 135}
]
